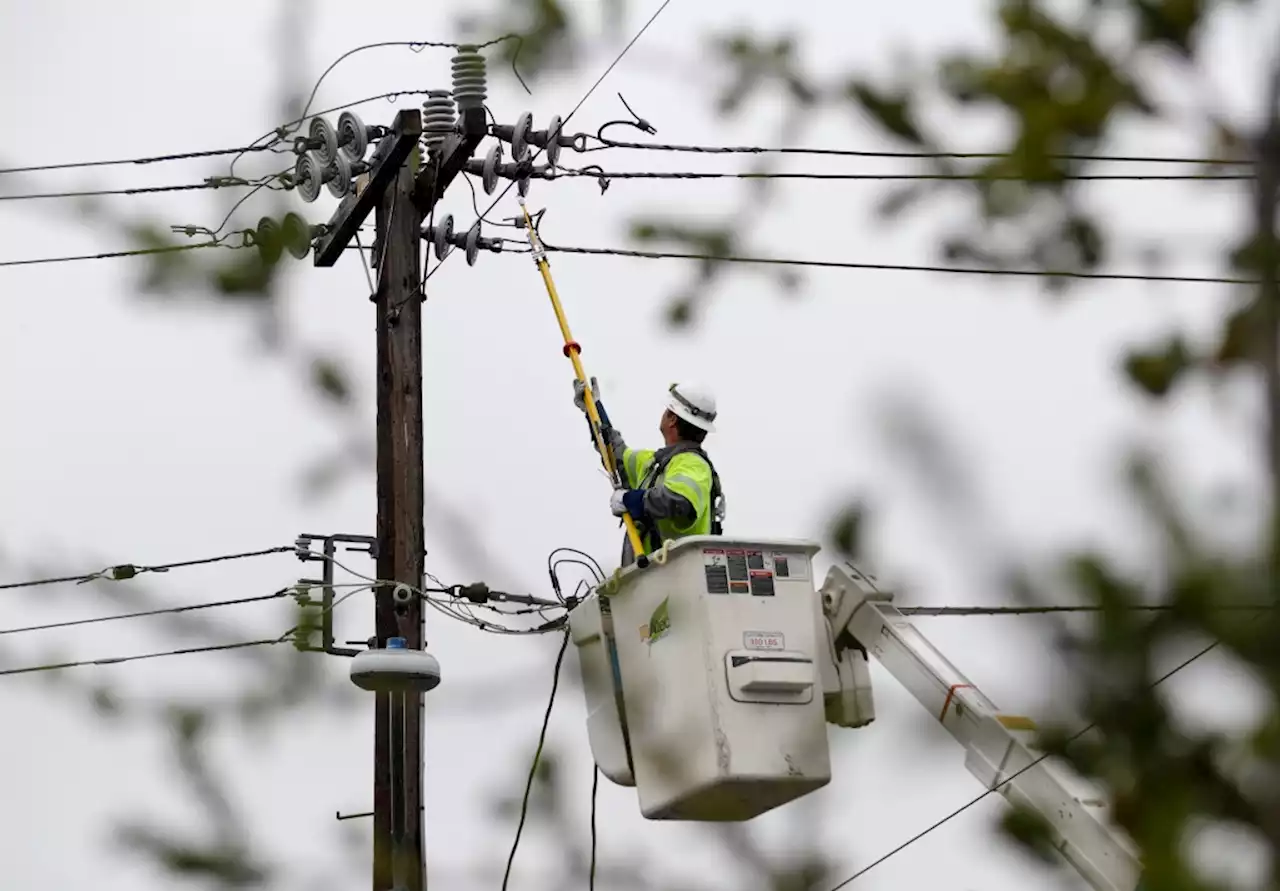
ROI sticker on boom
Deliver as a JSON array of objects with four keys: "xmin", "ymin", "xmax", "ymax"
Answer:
[{"xmin": 744, "ymin": 631, "xmax": 785, "ymax": 651}]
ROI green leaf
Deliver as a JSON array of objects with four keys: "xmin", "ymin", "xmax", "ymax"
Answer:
[
  {"xmin": 665, "ymin": 296, "xmax": 694, "ymax": 328},
  {"xmin": 1131, "ymin": 0, "xmax": 1207, "ymax": 57},
  {"xmin": 874, "ymin": 182, "xmax": 932, "ymax": 220},
  {"xmin": 1001, "ymin": 805, "xmax": 1059, "ymax": 864},
  {"xmin": 829, "ymin": 503, "xmax": 866, "ymax": 560},
  {"xmin": 310, "ymin": 356, "xmax": 351, "ymax": 405},
  {"xmin": 844, "ymin": 78, "xmax": 926, "ymax": 145},
  {"xmin": 1213, "ymin": 301, "xmax": 1261, "ymax": 366},
  {"xmin": 1122, "ymin": 336, "xmax": 1193, "ymax": 398}
]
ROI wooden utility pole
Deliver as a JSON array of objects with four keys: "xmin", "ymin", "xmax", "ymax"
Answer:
[
  {"xmin": 312, "ymin": 95, "xmax": 486, "ymax": 891},
  {"xmin": 372, "ymin": 152, "xmax": 428, "ymax": 891}
]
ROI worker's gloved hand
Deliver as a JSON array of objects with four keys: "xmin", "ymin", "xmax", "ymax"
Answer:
[
  {"xmin": 573, "ymin": 376, "xmax": 601, "ymax": 413},
  {"xmin": 610, "ymin": 489, "xmax": 647, "ymax": 520}
]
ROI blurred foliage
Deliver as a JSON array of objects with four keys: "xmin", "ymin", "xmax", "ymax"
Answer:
[{"xmin": 10, "ymin": 0, "xmax": 1280, "ymax": 888}]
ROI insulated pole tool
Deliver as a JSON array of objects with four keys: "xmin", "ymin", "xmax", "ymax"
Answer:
[{"xmin": 516, "ymin": 198, "xmax": 650, "ymax": 568}]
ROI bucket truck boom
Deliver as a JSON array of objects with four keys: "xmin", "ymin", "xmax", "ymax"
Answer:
[{"xmin": 817, "ymin": 563, "xmax": 1143, "ymax": 891}]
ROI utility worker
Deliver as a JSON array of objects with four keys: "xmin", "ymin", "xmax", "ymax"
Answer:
[{"xmin": 573, "ymin": 378, "xmax": 725, "ymax": 566}]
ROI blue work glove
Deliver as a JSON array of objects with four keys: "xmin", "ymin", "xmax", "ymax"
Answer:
[{"xmin": 610, "ymin": 489, "xmax": 647, "ymax": 521}]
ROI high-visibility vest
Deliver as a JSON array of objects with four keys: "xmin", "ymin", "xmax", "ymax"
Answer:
[{"xmin": 622, "ymin": 441, "xmax": 723, "ymax": 555}]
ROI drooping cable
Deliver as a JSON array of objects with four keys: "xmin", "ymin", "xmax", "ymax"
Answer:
[
  {"xmin": 0, "ymin": 589, "xmax": 292, "ymax": 636},
  {"xmin": 0, "ymin": 174, "xmax": 282, "ymax": 203},
  {"xmin": 556, "ymin": 166, "xmax": 1252, "ymax": 184},
  {"xmin": 588, "ymin": 764, "xmax": 600, "ymax": 891},
  {"xmin": 580, "ymin": 136, "xmax": 1252, "ymax": 167},
  {"xmin": 534, "ymin": 242, "xmax": 1258, "ymax": 286},
  {"xmin": 0, "ymin": 240, "xmax": 243, "ymax": 269},
  {"xmin": 0, "ymin": 545, "xmax": 294, "ymax": 592},
  {"xmin": 0, "ymin": 638, "xmax": 286, "ymax": 676},
  {"xmin": 501, "ymin": 629, "xmax": 571, "ymax": 891},
  {"xmin": 900, "ymin": 602, "xmax": 1274, "ymax": 616}
]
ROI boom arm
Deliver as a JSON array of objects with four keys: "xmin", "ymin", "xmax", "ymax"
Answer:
[{"xmin": 816, "ymin": 564, "xmax": 1142, "ymax": 891}]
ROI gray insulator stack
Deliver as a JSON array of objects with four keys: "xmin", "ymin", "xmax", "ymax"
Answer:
[
  {"xmin": 421, "ymin": 90, "xmax": 457, "ymax": 152},
  {"xmin": 451, "ymin": 45, "xmax": 487, "ymax": 113}
]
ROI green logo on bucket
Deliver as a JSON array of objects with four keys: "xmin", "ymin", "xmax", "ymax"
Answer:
[{"xmin": 639, "ymin": 596, "xmax": 671, "ymax": 646}]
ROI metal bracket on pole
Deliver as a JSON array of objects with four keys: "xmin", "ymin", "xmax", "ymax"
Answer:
[{"xmin": 294, "ymin": 532, "xmax": 379, "ymax": 657}]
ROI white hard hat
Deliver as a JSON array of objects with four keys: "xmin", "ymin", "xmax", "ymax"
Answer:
[{"xmin": 665, "ymin": 381, "xmax": 717, "ymax": 433}]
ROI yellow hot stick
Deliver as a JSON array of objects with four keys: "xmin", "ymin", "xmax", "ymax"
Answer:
[{"xmin": 518, "ymin": 198, "xmax": 649, "ymax": 565}]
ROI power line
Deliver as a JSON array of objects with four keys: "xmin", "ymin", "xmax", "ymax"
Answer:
[
  {"xmin": 0, "ymin": 87, "xmax": 436, "ymax": 181},
  {"xmin": 501, "ymin": 630, "xmax": 571, "ymax": 891},
  {"xmin": 0, "ymin": 240, "xmax": 240, "ymax": 269},
  {"xmin": 588, "ymin": 765, "xmax": 600, "ymax": 891},
  {"xmin": 585, "ymin": 136, "xmax": 1251, "ymax": 167},
  {"xmin": 0, "ymin": 579, "xmax": 377, "ymax": 679},
  {"xmin": 0, "ymin": 545, "xmax": 294, "ymax": 592},
  {"xmin": 560, "ymin": 167, "xmax": 1253, "ymax": 183},
  {"xmin": 0, "ymin": 175, "xmax": 280, "ymax": 203},
  {"xmin": 428, "ymin": 0, "xmax": 675, "ymax": 281},
  {"xmin": 900, "ymin": 602, "xmax": 1274, "ymax": 617},
  {"xmin": 289, "ymin": 35, "xmax": 527, "ymax": 147},
  {"xmin": 537, "ymin": 242, "xmax": 1258, "ymax": 286},
  {"xmin": 0, "ymin": 588, "xmax": 295, "ymax": 637},
  {"xmin": 0, "ymin": 637, "xmax": 286, "ymax": 677},
  {"xmin": 0, "ymin": 144, "xmax": 279, "ymax": 177},
  {"xmin": 823, "ymin": 637, "xmax": 1222, "ymax": 890},
  {"xmin": 230, "ymin": 34, "xmax": 527, "ymax": 181}
]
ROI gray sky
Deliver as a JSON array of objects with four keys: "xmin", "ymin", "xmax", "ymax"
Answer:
[{"xmin": 0, "ymin": 1, "xmax": 1272, "ymax": 889}]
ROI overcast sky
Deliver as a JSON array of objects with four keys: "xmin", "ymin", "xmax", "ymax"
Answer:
[{"xmin": 0, "ymin": 1, "xmax": 1275, "ymax": 890}]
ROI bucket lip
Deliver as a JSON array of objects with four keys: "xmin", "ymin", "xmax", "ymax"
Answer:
[{"xmin": 607, "ymin": 535, "xmax": 823, "ymax": 594}]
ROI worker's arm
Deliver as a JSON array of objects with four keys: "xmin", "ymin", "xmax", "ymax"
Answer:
[
  {"xmin": 617, "ymin": 453, "xmax": 707, "ymax": 524},
  {"xmin": 632, "ymin": 486, "xmax": 695, "ymax": 522}
]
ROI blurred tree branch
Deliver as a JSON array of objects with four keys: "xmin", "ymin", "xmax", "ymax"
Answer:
[{"xmin": 13, "ymin": 0, "xmax": 1280, "ymax": 889}]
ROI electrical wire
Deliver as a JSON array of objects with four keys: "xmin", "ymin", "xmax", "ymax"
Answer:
[
  {"xmin": 229, "ymin": 34, "xmax": 528, "ymax": 180},
  {"xmin": 501, "ymin": 629, "xmax": 571, "ymax": 891},
  {"xmin": 581, "ymin": 136, "xmax": 1252, "ymax": 167},
  {"xmin": 26, "ymin": 134, "xmax": 1237, "ymax": 180},
  {"xmin": 226, "ymin": 87, "xmax": 438, "ymax": 179},
  {"xmin": 0, "ymin": 588, "xmax": 292, "ymax": 636},
  {"xmin": 0, "ymin": 175, "xmax": 281, "ymax": 203},
  {"xmin": 0, "ymin": 545, "xmax": 294, "ymax": 592},
  {"xmin": 0, "ymin": 579, "xmax": 379, "ymax": 638},
  {"xmin": 0, "ymin": 580, "xmax": 376, "ymax": 679},
  {"xmin": 0, "ymin": 240, "xmax": 243, "ymax": 269},
  {"xmin": 588, "ymin": 764, "xmax": 600, "ymax": 891},
  {"xmin": 291, "ymin": 35, "xmax": 529, "ymax": 143},
  {"xmin": 557, "ymin": 167, "xmax": 1253, "ymax": 183},
  {"xmin": 823, "ymin": 636, "xmax": 1223, "ymax": 890},
  {"xmin": 427, "ymin": 0, "xmax": 675, "ymax": 281},
  {"xmin": 548, "ymin": 546, "xmax": 606, "ymax": 606},
  {"xmin": 10, "ymin": 233, "xmax": 1253, "ymax": 287},
  {"xmin": 416, "ymin": 150, "xmax": 446, "ymax": 299},
  {"xmin": 0, "ymin": 637, "xmax": 287, "ymax": 677},
  {"xmin": 534, "ymin": 242, "xmax": 1259, "ymax": 286},
  {"xmin": 900, "ymin": 602, "xmax": 1275, "ymax": 616},
  {"xmin": 0, "ymin": 85, "xmax": 439, "ymax": 181},
  {"xmin": 314, "ymin": 552, "xmax": 567, "ymax": 636},
  {"xmin": 0, "ymin": 144, "xmax": 281, "ymax": 177}
]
